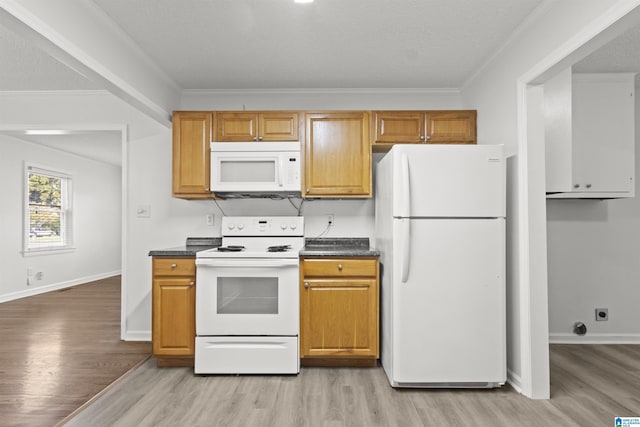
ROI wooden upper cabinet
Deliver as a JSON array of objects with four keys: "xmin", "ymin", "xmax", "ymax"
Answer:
[
  {"xmin": 426, "ymin": 110, "xmax": 476, "ymax": 143},
  {"xmin": 304, "ymin": 112, "xmax": 371, "ymax": 198},
  {"xmin": 172, "ymin": 111, "xmax": 214, "ymax": 199},
  {"xmin": 215, "ymin": 112, "xmax": 299, "ymax": 142},
  {"xmin": 260, "ymin": 112, "xmax": 300, "ymax": 141},
  {"xmin": 372, "ymin": 110, "xmax": 476, "ymax": 151},
  {"xmin": 374, "ymin": 111, "xmax": 425, "ymax": 143}
]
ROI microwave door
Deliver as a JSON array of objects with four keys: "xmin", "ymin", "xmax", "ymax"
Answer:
[{"xmin": 212, "ymin": 154, "xmax": 280, "ymax": 192}]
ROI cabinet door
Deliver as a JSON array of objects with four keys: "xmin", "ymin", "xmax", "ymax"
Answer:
[
  {"xmin": 216, "ymin": 112, "xmax": 258, "ymax": 141},
  {"xmin": 425, "ymin": 110, "xmax": 476, "ymax": 143},
  {"xmin": 259, "ymin": 112, "xmax": 300, "ymax": 141},
  {"xmin": 373, "ymin": 111, "xmax": 425, "ymax": 144},
  {"xmin": 172, "ymin": 111, "xmax": 213, "ymax": 198},
  {"xmin": 304, "ymin": 112, "xmax": 371, "ymax": 197},
  {"xmin": 572, "ymin": 75, "xmax": 634, "ymax": 193},
  {"xmin": 152, "ymin": 277, "xmax": 196, "ymax": 356},
  {"xmin": 300, "ymin": 278, "xmax": 378, "ymax": 358}
]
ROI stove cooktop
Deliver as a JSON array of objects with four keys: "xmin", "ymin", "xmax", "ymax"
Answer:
[{"xmin": 197, "ymin": 216, "xmax": 304, "ymax": 259}]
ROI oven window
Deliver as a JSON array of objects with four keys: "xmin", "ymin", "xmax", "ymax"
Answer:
[
  {"xmin": 217, "ymin": 277, "xmax": 278, "ymax": 314},
  {"xmin": 220, "ymin": 160, "xmax": 275, "ymax": 183}
]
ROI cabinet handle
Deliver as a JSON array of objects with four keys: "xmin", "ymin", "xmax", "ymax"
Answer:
[
  {"xmin": 258, "ymin": 136, "xmax": 263, "ymax": 141},
  {"xmin": 189, "ymin": 281, "xmax": 195, "ymax": 287},
  {"xmin": 171, "ymin": 263, "xmax": 177, "ymax": 269},
  {"xmin": 420, "ymin": 135, "xmax": 425, "ymax": 141},
  {"xmin": 252, "ymin": 136, "xmax": 257, "ymax": 141},
  {"xmin": 586, "ymin": 184, "xmax": 592, "ymax": 189},
  {"xmin": 425, "ymin": 135, "xmax": 431, "ymax": 141},
  {"xmin": 574, "ymin": 184, "xmax": 580, "ymax": 189},
  {"xmin": 337, "ymin": 264, "xmax": 343, "ymax": 271},
  {"xmin": 304, "ymin": 282, "xmax": 310, "ymax": 288},
  {"xmin": 306, "ymin": 188, "xmax": 310, "ymax": 193}
]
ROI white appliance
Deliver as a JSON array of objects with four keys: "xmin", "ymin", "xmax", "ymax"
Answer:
[
  {"xmin": 210, "ymin": 142, "xmax": 301, "ymax": 197},
  {"xmin": 374, "ymin": 144, "xmax": 506, "ymax": 388},
  {"xmin": 195, "ymin": 216, "xmax": 303, "ymax": 374}
]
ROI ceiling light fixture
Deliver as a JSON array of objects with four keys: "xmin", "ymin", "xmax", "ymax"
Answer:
[{"xmin": 25, "ymin": 130, "xmax": 70, "ymax": 135}]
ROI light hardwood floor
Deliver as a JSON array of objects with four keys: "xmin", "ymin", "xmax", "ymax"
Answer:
[
  {"xmin": 0, "ymin": 276, "xmax": 151, "ymax": 427},
  {"xmin": 65, "ymin": 344, "xmax": 640, "ymax": 427}
]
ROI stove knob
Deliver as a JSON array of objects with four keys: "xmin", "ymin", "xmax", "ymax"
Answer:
[
  {"xmin": 237, "ymin": 223, "xmax": 245, "ymax": 230},
  {"xmin": 228, "ymin": 224, "xmax": 235, "ymax": 230},
  {"xmin": 290, "ymin": 224, "xmax": 297, "ymax": 230},
  {"xmin": 281, "ymin": 223, "xmax": 288, "ymax": 230}
]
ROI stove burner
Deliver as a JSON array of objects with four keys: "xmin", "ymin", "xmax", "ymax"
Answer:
[
  {"xmin": 267, "ymin": 245, "xmax": 292, "ymax": 252},
  {"xmin": 216, "ymin": 245, "xmax": 245, "ymax": 252}
]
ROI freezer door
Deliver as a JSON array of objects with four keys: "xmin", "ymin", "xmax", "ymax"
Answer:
[
  {"xmin": 390, "ymin": 145, "xmax": 505, "ymax": 218},
  {"xmin": 390, "ymin": 218, "xmax": 506, "ymax": 385}
]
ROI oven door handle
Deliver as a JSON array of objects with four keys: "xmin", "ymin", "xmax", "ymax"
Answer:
[{"xmin": 196, "ymin": 259, "xmax": 299, "ymax": 268}]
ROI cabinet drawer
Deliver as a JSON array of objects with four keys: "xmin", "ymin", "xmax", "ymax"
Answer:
[
  {"xmin": 302, "ymin": 258, "xmax": 377, "ymax": 277},
  {"xmin": 153, "ymin": 258, "xmax": 196, "ymax": 276}
]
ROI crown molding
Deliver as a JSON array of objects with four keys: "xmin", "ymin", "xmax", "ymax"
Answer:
[{"xmin": 182, "ymin": 87, "xmax": 461, "ymax": 96}]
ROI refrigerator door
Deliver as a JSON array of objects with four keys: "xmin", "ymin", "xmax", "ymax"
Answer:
[
  {"xmin": 388, "ymin": 217, "xmax": 506, "ymax": 386},
  {"xmin": 389, "ymin": 145, "xmax": 506, "ymax": 218}
]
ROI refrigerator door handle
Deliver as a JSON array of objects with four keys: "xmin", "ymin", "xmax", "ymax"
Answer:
[
  {"xmin": 400, "ymin": 218, "xmax": 411, "ymax": 283},
  {"xmin": 400, "ymin": 153, "xmax": 411, "ymax": 217}
]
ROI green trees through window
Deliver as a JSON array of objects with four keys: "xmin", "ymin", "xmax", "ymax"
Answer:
[{"xmin": 25, "ymin": 165, "xmax": 72, "ymax": 251}]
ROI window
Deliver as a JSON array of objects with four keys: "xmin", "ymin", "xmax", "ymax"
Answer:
[{"xmin": 24, "ymin": 164, "xmax": 73, "ymax": 254}]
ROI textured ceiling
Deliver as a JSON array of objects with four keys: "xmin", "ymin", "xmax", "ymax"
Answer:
[
  {"xmin": 90, "ymin": 0, "xmax": 544, "ymax": 89},
  {"xmin": 0, "ymin": 25, "xmax": 99, "ymax": 91},
  {"xmin": 574, "ymin": 25, "xmax": 640, "ymax": 82}
]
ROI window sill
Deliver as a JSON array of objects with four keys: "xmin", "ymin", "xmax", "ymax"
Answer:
[{"xmin": 23, "ymin": 247, "xmax": 76, "ymax": 257}]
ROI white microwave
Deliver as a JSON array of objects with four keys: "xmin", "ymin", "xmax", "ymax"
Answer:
[{"xmin": 210, "ymin": 142, "xmax": 301, "ymax": 197}]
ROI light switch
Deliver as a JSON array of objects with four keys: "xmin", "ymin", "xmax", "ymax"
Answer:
[{"xmin": 136, "ymin": 205, "xmax": 151, "ymax": 218}]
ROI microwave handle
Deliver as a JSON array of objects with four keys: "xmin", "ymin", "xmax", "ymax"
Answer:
[{"xmin": 277, "ymin": 157, "xmax": 283, "ymax": 187}]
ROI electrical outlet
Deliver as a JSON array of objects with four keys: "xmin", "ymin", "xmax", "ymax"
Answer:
[
  {"xmin": 327, "ymin": 214, "xmax": 334, "ymax": 225},
  {"xmin": 206, "ymin": 214, "xmax": 215, "ymax": 226},
  {"xmin": 595, "ymin": 308, "xmax": 608, "ymax": 321}
]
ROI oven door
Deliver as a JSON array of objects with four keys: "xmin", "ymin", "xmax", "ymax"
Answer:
[{"xmin": 195, "ymin": 258, "xmax": 299, "ymax": 336}]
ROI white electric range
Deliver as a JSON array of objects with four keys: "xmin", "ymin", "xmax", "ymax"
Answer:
[{"xmin": 194, "ymin": 216, "xmax": 304, "ymax": 374}]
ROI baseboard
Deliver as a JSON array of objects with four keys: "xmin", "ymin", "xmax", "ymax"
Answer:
[
  {"xmin": 0, "ymin": 270, "xmax": 121, "ymax": 303},
  {"xmin": 123, "ymin": 330, "xmax": 151, "ymax": 341},
  {"xmin": 549, "ymin": 333, "xmax": 640, "ymax": 344},
  {"xmin": 507, "ymin": 368, "xmax": 523, "ymax": 394}
]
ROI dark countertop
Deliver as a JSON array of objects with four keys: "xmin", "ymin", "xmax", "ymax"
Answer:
[
  {"xmin": 299, "ymin": 237, "xmax": 380, "ymax": 257},
  {"xmin": 148, "ymin": 237, "xmax": 222, "ymax": 257}
]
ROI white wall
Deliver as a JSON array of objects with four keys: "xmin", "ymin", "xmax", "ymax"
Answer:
[
  {"xmin": 546, "ymin": 89, "xmax": 640, "ymax": 343},
  {"xmin": 0, "ymin": 134, "xmax": 121, "ymax": 301},
  {"xmin": 460, "ymin": 0, "xmax": 640, "ymax": 398}
]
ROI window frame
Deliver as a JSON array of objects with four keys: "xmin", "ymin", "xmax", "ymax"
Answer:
[{"xmin": 23, "ymin": 163, "xmax": 75, "ymax": 256}]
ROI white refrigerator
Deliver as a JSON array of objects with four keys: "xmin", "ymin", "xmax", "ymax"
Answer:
[{"xmin": 374, "ymin": 144, "xmax": 506, "ymax": 388}]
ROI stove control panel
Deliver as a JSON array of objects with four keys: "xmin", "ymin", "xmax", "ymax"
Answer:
[{"xmin": 221, "ymin": 216, "xmax": 304, "ymax": 237}]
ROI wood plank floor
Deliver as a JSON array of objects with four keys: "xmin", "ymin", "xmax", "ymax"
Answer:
[
  {"xmin": 65, "ymin": 344, "xmax": 640, "ymax": 427},
  {"xmin": 0, "ymin": 276, "xmax": 151, "ymax": 427}
]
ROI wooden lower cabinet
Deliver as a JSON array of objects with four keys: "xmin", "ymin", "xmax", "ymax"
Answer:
[
  {"xmin": 152, "ymin": 257, "xmax": 196, "ymax": 367},
  {"xmin": 300, "ymin": 257, "xmax": 379, "ymax": 366}
]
